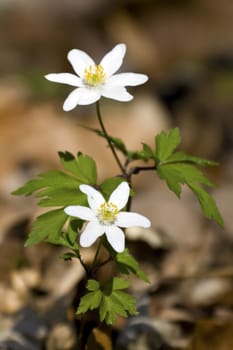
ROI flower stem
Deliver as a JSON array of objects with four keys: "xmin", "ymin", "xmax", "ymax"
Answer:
[
  {"xmin": 91, "ymin": 238, "xmax": 102, "ymax": 274},
  {"xmin": 96, "ymin": 101, "xmax": 125, "ymax": 174}
]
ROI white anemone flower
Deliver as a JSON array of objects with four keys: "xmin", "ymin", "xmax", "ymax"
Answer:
[
  {"xmin": 64, "ymin": 181, "xmax": 151, "ymax": 253},
  {"xmin": 45, "ymin": 43, "xmax": 148, "ymax": 111}
]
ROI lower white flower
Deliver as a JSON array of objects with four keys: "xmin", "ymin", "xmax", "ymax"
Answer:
[
  {"xmin": 45, "ymin": 43, "xmax": 148, "ymax": 111},
  {"xmin": 64, "ymin": 181, "xmax": 151, "ymax": 253}
]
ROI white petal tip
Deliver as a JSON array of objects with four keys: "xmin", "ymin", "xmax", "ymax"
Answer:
[
  {"xmin": 142, "ymin": 218, "xmax": 151, "ymax": 228},
  {"xmin": 62, "ymin": 104, "xmax": 73, "ymax": 112},
  {"xmin": 142, "ymin": 74, "xmax": 149, "ymax": 83},
  {"xmin": 44, "ymin": 74, "xmax": 54, "ymax": 81},
  {"xmin": 116, "ymin": 246, "xmax": 125, "ymax": 253},
  {"xmin": 67, "ymin": 48, "xmax": 77, "ymax": 58},
  {"xmin": 64, "ymin": 206, "xmax": 75, "ymax": 216}
]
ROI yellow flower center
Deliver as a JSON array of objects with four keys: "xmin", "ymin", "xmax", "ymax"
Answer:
[
  {"xmin": 98, "ymin": 202, "xmax": 119, "ymax": 225},
  {"xmin": 84, "ymin": 64, "xmax": 106, "ymax": 86}
]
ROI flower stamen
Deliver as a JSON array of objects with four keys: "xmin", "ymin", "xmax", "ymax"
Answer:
[
  {"xmin": 98, "ymin": 202, "xmax": 119, "ymax": 225},
  {"xmin": 84, "ymin": 64, "xmax": 106, "ymax": 86}
]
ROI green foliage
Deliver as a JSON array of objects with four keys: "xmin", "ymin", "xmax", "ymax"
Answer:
[
  {"xmin": 100, "ymin": 177, "xmax": 126, "ymax": 199},
  {"xmin": 77, "ymin": 277, "xmax": 137, "ymax": 325},
  {"xmin": 155, "ymin": 128, "xmax": 181, "ymax": 162},
  {"xmin": 116, "ymin": 249, "xmax": 149, "ymax": 283},
  {"xmin": 25, "ymin": 208, "xmax": 68, "ymax": 246},
  {"xmin": 79, "ymin": 125, "xmax": 153, "ymax": 161},
  {"xmin": 153, "ymin": 128, "xmax": 223, "ymax": 227},
  {"xmin": 59, "ymin": 151, "xmax": 97, "ymax": 184},
  {"xmin": 13, "ymin": 152, "xmax": 96, "ymax": 207},
  {"xmin": 13, "ymin": 152, "xmax": 97, "ymax": 246}
]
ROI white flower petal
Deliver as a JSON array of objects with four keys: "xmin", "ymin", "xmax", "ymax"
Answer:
[
  {"xmin": 100, "ymin": 43, "xmax": 126, "ymax": 77},
  {"xmin": 105, "ymin": 226, "xmax": 125, "ymax": 253},
  {"xmin": 45, "ymin": 73, "xmax": 83, "ymax": 87},
  {"xmin": 67, "ymin": 49, "xmax": 95, "ymax": 78},
  {"xmin": 80, "ymin": 222, "xmax": 105, "ymax": 247},
  {"xmin": 107, "ymin": 72, "xmax": 148, "ymax": 87},
  {"xmin": 116, "ymin": 212, "xmax": 151, "ymax": 228},
  {"xmin": 80, "ymin": 184, "xmax": 105, "ymax": 212},
  {"xmin": 109, "ymin": 182, "xmax": 130, "ymax": 210},
  {"xmin": 101, "ymin": 86, "xmax": 133, "ymax": 102},
  {"xmin": 64, "ymin": 205, "xmax": 96, "ymax": 221},
  {"xmin": 63, "ymin": 88, "xmax": 101, "ymax": 111}
]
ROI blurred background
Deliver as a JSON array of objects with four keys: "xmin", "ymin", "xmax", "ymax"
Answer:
[{"xmin": 0, "ymin": 0, "xmax": 233, "ymax": 349}]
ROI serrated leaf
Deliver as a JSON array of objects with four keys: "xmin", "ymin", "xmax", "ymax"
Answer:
[
  {"xmin": 100, "ymin": 278, "xmax": 137, "ymax": 325},
  {"xmin": 116, "ymin": 249, "xmax": 149, "ymax": 283},
  {"xmin": 59, "ymin": 152, "xmax": 97, "ymax": 184},
  {"xmin": 13, "ymin": 170, "xmax": 80, "ymax": 196},
  {"xmin": 87, "ymin": 279, "xmax": 100, "ymax": 291},
  {"xmin": 77, "ymin": 290, "xmax": 102, "ymax": 314},
  {"xmin": 104, "ymin": 277, "xmax": 130, "ymax": 291},
  {"xmin": 155, "ymin": 128, "xmax": 180, "ymax": 161},
  {"xmin": 154, "ymin": 128, "xmax": 223, "ymax": 227},
  {"xmin": 188, "ymin": 182, "xmax": 224, "ymax": 227},
  {"xmin": 25, "ymin": 208, "xmax": 68, "ymax": 246},
  {"xmin": 166, "ymin": 151, "xmax": 219, "ymax": 166},
  {"xmin": 157, "ymin": 163, "xmax": 223, "ymax": 226},
  {"xmin": 13, "ymin": 170, "xmax": 86, "ymax": 207},
  {"xmin": 77, "ymin": 277, "xmax": 137, "ymax": 325},
  {"xmin": 141, "ymin": 143, "xmax": 154, "ymax": 159},
  {"xmin": 157, "ymin": 163, "xmax": 215, "ymax": 197},
  {"xmin": 13, "ymin": 151, "xmax": 97, "ymax": 208}
]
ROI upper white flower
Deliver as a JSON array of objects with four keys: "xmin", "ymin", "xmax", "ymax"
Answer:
[
  {"xmin": 64, "ymin": 181, "xmax": 151, "ymax": 253},
  {"xmin": 45, "ymin": 43, "xmax": 148, "ymax": 111}
]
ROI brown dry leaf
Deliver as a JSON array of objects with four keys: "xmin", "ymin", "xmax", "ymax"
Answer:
[
  {"xmin": 187, "ymin": 320, "xmax": 233, "ymax": 350},
  {"xmin": 85, "ymin": 327, "xmax": 112, "ymax": 350}
]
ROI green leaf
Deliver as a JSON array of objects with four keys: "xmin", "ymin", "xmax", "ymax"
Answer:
[
  {"xmin": 77, "ymin": 290, "xmax": 102, "ymax": 314},
  {"xmin": 78, "ymin": 125, "xmax": 129, "ymax": 157},
  {"xmin": 54, "ymin": 219, "xmax": 81, "ymax": 250},
  {"xmin": 60, "ymin": 252, "xmax": 78, "ymax": 261},
  {"xmin": 100, "ymin": 278, "xmax": 137, "ymax": 324},
  {"xmin": 59, "ymin": 152, "xmax": 97, "ymax": 184},
  {"xmin": 13, "ymin": 169, "xmax": 86, "ymax": 207},
  {"xmin": 77, "ymin": 277, "xmax": 137, "ymax": 325},
  {"xmin": 87, "ymin": 279, "xmax": 100, "ymax": 291},
  {"xmin": 166, "ymin": 151, "xmax": 219, "ymax": 166},
  {"xmin": 116, "ymin": 249, "xmax": 149, "ymax": 283},
  {"xmin": 188, "ymin": 182, "xmax": 224, "ymax": 228},
  {"xmin": 141, "ymin": 143, "xmax": 154, "ymax": 160},
  {"xmin": 13, "ymin": 152, "xmax": 97, "ymax": 207},
  {"xmin": 100, "ymin": 177, "xmax": 126, "ymax": 199},
  {"xmin": 157, "ymin": 163, "xmax": 215, "ymax": 197},
  {"xmin": 155, "ymin": 128, "xmax": 180, "ymax": 161},
  {"xmin": 154, "ymin": 128, "xmax": 223, "ymax": 227},
  {"xmin": 25, "ymin": 208, "xmax": 68, "ymax": 246}
]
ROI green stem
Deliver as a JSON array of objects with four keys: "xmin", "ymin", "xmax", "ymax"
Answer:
[
  {"xmin": 96, "ymin": 101, "xmax": 125, "ymax": 174},
  {"xmin": 91, "ymin": 239, "xmax": 102, "ymax": 274}
]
